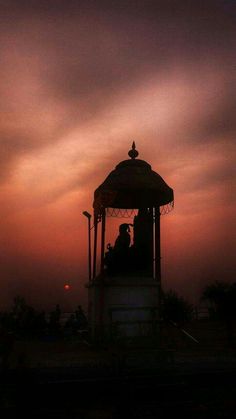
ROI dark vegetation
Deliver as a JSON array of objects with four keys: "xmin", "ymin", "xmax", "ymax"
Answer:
[
  {"xmin": 1, "ymin": 281, "xmax": 236, "ymax": 342},
  {"xmin": 0, "ymin": 281, "xmax": 236, "ymax": 372},
  {"xmin": 162, "ymin": 281, "xmax": 236, "ymax": 335},
  {"xmin": 0, "ymin": 290, "xmax": 193, "ymax": 344},
  {"xmin": 0, "ymin": 296, "xmax": 88, "ymax": 341},
  {"xmin": 162, "ymin": 289, "xmax": 194, "ymax": 325},
  {"xmin": 0, "ymin": 297, "xmax": 88, "ymax": 370},
  {"xmin": 201, "ymin": 281, "xmax": 236, "ymax": 347},
  {"xmin": 1, "ymin": 283, "xmax": 236, "ymax": 417}
]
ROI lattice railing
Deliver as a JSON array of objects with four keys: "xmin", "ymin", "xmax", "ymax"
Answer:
[{"xmin": 106, "ymin": 201, "xmax": 174, "ymax": 218}]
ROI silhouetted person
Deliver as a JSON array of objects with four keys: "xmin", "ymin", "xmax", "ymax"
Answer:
[
  {"xmin": 49, "ymin": 304, "xmax": 61, "ymax": 337},
  {"xmin": 114, "ymin": 223, "xmax": 131, "ymax": 251},
  {"xmin": 104, "ymin": 224, "xmax": 132, "ymax": 273},
  {"xmin": 113, "ymin": 223, "xmax": 131, "ymax": 271},
  {"xmin": 75, "ymin": 305, "xmax": 88, "ymax": 330},
  {"xmin": 64, "ymin": 314, "xmax": 77, "ymax": 336},
  {"xmin": 104, "ymin": 243, "xmax": 115, "ymax": 273}
]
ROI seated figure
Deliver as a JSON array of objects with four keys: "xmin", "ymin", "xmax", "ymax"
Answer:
[
  {"xmin": 104, "ymin": 211, "xmax": 153, "ymax": 276},
  {"xmin": 104, "ymin": 223, "xmax": 131, "ymax": 274},
  {"xmin": 114, "ymin": 223, "xmax": 131, "ymax": 252}
]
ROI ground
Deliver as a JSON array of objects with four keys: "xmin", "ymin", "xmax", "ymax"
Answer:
[{"xmin": 1, "ymin": 319, "xmax": 236, "ymax": 418}]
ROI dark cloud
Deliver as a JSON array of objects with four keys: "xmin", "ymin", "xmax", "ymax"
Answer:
[
  {"xmin": 1, "ymin": 0, "xmax": 235, "ymax": 18},
  {"xmin": 189, "ymin": 157, "xmax": 236, "ymax": 194},
  {"xmin": 200, "ymin": 91, "xmax": 236, "ymax": 138}
]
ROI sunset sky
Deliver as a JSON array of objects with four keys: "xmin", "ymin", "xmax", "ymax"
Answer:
[{"xmin": 0, "ymin": 0, "xmax": 235, "ymax": 311}]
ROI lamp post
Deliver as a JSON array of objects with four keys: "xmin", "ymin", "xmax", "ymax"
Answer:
[{"xmin": 83, "ymin": 211, "xmax": 92, "ymax": 282}]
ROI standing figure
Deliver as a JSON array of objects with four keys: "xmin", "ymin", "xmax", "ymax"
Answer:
[{"xmin": 133, "ymin": 208, "xmax": 153, "ymax": 272}]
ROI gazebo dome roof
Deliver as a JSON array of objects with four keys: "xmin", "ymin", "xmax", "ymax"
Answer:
[{"xmin": 93, "ymin": 142, "xmax": 174, "ymax": 214}]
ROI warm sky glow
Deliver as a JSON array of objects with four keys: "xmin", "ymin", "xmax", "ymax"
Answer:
[{"xmin": 0, "ymin": 1, "xmax": 235, "ymax": 310}]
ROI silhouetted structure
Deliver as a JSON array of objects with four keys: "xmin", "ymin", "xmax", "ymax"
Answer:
[
  {"xmin": 86, "ymin": 143, "xmax": 174, "ymax": 342},
  {"xmin": 133, "ymin": 207, "xmax": 153, "ymax": 273}
]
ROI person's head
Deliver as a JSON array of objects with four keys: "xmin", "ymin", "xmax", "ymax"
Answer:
[{"xmin": 119, "ymin": 223, "xmax": 130, "ymax": 233}]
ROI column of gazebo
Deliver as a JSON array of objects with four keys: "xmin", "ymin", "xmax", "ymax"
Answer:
[{"xmin": 154, "ymin": 206, "xmax": 162, "ymax": 340}]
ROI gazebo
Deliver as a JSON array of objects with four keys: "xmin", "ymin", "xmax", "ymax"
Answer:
[{"xmin": 86, "ymin": 142, "xmax": 174, "ymax": 341}]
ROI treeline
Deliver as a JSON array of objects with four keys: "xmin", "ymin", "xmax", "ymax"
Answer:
[
  {"xmin": 1, "ymin": 281, "xmax": 236, "ymax": 341},
  {"xmin": 163, "ymin": 281, "xmax": 236, "ymax": 324},
  {"xmin": 0, "ymin": 296, "xmax": 88, "ymax": 340},
  {"xmin": 163, "ymin": 281, "xmax": 236, "ymax": 348}
]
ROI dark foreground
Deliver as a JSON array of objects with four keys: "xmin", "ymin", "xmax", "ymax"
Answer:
[
  {"xmin": 1, "ymin": 355, "xmax": 236, "ymax": 419},
  {"xmin": 1, "ymin": 318, "xmax": 236, "ymax": 418}
]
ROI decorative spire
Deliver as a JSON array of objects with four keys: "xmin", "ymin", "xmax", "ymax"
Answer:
[{"xmin": 128, "ymin": 141, "xmax": 139, "ymax": 159}]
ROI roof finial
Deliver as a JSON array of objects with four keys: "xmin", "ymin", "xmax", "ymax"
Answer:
[{"xmin": 128, "ymin": 141, "xmax": 139, "ymax": 159}]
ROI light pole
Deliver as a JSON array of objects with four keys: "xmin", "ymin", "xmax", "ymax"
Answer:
[{"xmin": 83, "ymin": 211, "xmax": 92, "ymax": 282}]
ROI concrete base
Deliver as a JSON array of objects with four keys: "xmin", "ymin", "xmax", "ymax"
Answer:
[{"xmin": 87, "ymin": 275, "xmax": 160, "ymax": 341}]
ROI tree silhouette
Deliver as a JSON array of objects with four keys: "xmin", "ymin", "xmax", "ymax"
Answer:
[
  {"xmin": 162, "ymin": 290, "xmax": 194, "ymax": 326},
  {"xmin": 201, "ymin": 281, "xmax": 236, "ymax": 347}
]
